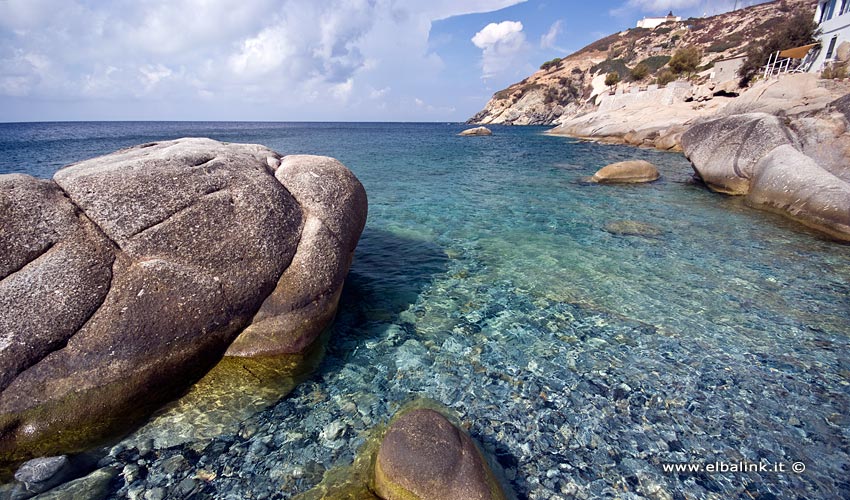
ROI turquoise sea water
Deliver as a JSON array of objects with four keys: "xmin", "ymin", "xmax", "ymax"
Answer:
[{"xmin": 1, "ymin": 122, "xmax": 848, "ymax": 499}]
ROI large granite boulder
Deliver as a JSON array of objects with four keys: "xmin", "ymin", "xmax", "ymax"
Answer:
[
  {"xmin": 682, "ymin": 101, "xmax": 850, "ymax": 241},
  {"xmin": 748, "ymin": 145, "xmax": 850, "ymax": 240},
  {"xmin": 226, "ymin": 155, "xmax": 367, "ymax": 357},
  {"xmin": 373, "ymin": 408, "xmax": 506, "ymax": 500},
  {"xmin": 592, "ymin": 160, "xmax": 659, "ymax": 184},
  {"xmin": 681, "ymin": 113, "xmax": 796, "ymax": 195},
  {"xmin": 0, "ymin": 138, "xmax": 367, "ymax": 464}
]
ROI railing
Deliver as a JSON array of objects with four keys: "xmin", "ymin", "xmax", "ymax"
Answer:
[{"xmin": 762, "ymin": 49, "xmax": 817, "ymax": 78}]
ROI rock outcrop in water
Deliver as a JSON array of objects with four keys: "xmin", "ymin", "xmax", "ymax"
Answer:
[
  {"xmin": 0, "ymin": 138, "xmax": 367, "ymax": 465},
  {"xmin": 682, "ymin": 82, "xmax": 850, "ymax": 241},
  {"xmin": 459, "ymin": 127, "xmax": 492, "ymax": 136},
  {"xmin": 592, "ymin": 160, "xmax": 659, "ymax": 184},
  {"xmin": 374, "ymin": 408, "xmax": 506, "ymax": 500}
]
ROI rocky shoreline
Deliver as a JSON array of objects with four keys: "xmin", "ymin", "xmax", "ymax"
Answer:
[{"xmin": 547, "ymin": 74, "xmax": 850, "ymax": 242}]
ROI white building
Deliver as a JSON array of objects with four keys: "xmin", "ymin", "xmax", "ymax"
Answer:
[
  {"xmin": 811, "ymin": 0, "xmax": 850, "ymax": 71},
  {"xmin": 636, "ymin": 11, "xmax": 681, "ymax": 29}
]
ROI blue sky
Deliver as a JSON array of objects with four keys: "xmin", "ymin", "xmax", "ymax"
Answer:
[{"xmin": 0, "ymin": 0, "xmax": 769, "ymax": 122}]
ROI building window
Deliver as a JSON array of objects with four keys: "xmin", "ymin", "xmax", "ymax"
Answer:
[
  {"xmin": 828, "ymin": 0, "xmax": 838, "ymax": 20},
  {"xmin": 820, "ymin": 1, "xmax": 830, "ymax": 23},
  {"xmin": 842, "ymin": 0, "xmax": 850, "ymax": 14},
  {"xmin": 827, "ymin": 36, "xmax": 838, "ymax": 59}
]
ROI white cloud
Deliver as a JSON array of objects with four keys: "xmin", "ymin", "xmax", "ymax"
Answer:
[
  {"xmin": 139, "ymin": 64, "xmax": 172, "ymax": 87},
  {"xmin": 472, "ymin": 21, "xmax": 524, "ymax": 48},
  {"xmin": 472, "ymin": 21, "xmax": 528, "ymax": 79},
  {"xmin": 0, "ymin": 0, "xmax": 528, "ymax": 120},
  {"xmin": 369, "ymin": 86, "xmax": 390, "ymax": 99},
  {"xmin": 540, "ymin": 20, "xmax": 563, "ymax": 49},
  {"xmin": 330, "ymin": 78, "xmax": 354, "ymax": 102},
  {"xmin": 227, "ymin": 26, "xmax": 296, "ymax": 78}
]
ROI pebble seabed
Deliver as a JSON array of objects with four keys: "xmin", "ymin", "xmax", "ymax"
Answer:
[
  {"xmin": 1, "ymin": 123, "xmax": 849, "ymax": 499},
  {"xmin": 100, "ymin": 232, "xmax": 849, "ymax": 499}
]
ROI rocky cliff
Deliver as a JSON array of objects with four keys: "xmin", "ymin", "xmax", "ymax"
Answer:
[{"xmin": 468, "ymin": 0, "xmax": 817, "ymax": 126}]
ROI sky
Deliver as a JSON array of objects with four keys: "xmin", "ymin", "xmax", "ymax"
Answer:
[{"xmin": 0, "ymin": 0, "xmax": 771, "ymax": 122}]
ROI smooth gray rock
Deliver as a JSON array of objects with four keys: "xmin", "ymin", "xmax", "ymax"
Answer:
[
  {"xmin": 682, "ymin": 113, "xmax": 796, "ymax": 195},
  {"xmin": 0, "ymin": 139, "xmax": 367, "ymax": 465},
  {"xmin": 748, "ymin": 145, "xmax": 850, "ymax": 241},
  {"xmin": 31, "ymin": 467, "xmax": 117, "ymax": 500},
  {"xmin": 0, "ymin": 175, "xmax": 114, "ymax": 393},
  {"xmin": 592, "ymin": 160, "xmax": 660, "ymax": 184},
  {"xmin": 682, "ymin": 102, "xmax": 850, "ymax": 241},
  {"xmin": 226, "ymin": 155, "xmax": 368, "ymax": 357},
  {"xmin": 459, "ymin": 126, "xmax": 493, "ymax": 136},
  {"xmin": 274, "ymin": 155, "xmax": 368, "ymax": 253},
  {"xmin": 11, "ymin": 456, "xmax": 73, "ymax": 498}
]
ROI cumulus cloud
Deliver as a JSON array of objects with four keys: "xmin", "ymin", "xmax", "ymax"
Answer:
[
  {"xmin": 472, "ymin": 21, "xmax": 528, "ymax": 79},
  {"xmin": 0, "ymin": 0, "xmax": 527, "ymax": 119}
]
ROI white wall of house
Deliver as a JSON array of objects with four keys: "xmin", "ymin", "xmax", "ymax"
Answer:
[
  {"xmin": 636, "ymin": 15, "xmax": 681, "ymax": 29},
  {"xmin": 812, "ymin": 0, "xmax": 850, "ymax": 71},
  {"xmin": 711, "ymin": 56, "xmax": 746, "ymax": 82}
]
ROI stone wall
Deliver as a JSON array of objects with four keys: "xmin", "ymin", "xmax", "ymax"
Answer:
[{"xmin": 597, "ymin": 81, "xmax": 692, "ymax": 112}]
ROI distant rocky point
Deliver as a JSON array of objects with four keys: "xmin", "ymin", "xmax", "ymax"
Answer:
[{"xmin": 0, "ymin": 138, "xmax": 367, "ymax": 466}]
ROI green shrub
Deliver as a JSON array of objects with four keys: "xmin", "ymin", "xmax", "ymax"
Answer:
[
  {"xmin": 708, "ymin": 41, "xmax": 737, "ymax": 53},
  {"xmin": 657, "ymin": 70, "xmax": 676, "ymax": 86},
  {"xmin": 540, "ymin": 57, "xmax": 563, "ymax": 71},
  {"xmin": 637, "ymin": 55, "xmax": 672, "ymax": 74},
  {"xmin": 629, "ymin": 63, "xmax": 649, "ymax": 81},
  {"xmin": 669, "ymin": 46, "xmax": 702, "ymax": 75},
  {"xmin": 605, "ymin": 72, "xmax": 620, "ymax": 87},
  {"xmin": 591, "ymin": 58, "xmax": 629, "ymax": 80}
]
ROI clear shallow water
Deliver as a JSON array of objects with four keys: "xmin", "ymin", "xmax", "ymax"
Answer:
[{"xmin": 1, "ymin": 122, "xmax": 848, "ymax": 499}]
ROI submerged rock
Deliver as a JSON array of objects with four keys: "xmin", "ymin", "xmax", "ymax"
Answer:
[
  {"xmin": 0, "ymin": 138, "xmax": 367, "ymax": 466},
  {"xmin": 11, "ymin": 456, "xmax": 73, "ymax": 498},
  {"xmin": 604, "ymin": 220, "xmax": 663, "ymax": 237},
  {"xmin": 374, "ymin": 408, "xmax": 506, "ymax": 500},
  {"xmin": 592, "ymin": 160, "xmax": 659, "ymax": 184},
  {"xmin": 29, "ymin": 467, "xmax": 117, "ymax": 500},
  {"xmin": 459, "ymin": 127, "xmax": 493, "ymax": 136}
]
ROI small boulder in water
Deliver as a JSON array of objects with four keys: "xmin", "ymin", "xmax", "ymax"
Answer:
[
  {"xmin": 592, "ymin": 160, "xmax": 659, "ymax": 183},
  {"xmin": 459, "ymin": 127, "xmax": 493, "ymax": 136},
  {"xmin": 374, "ymin": 408, "xmax": 506, "ymax": 500}
]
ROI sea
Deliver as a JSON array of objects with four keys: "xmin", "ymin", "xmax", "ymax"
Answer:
[{"xmin": 1, "ymin": 122, "xmax": 848, "ymax": 499}]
